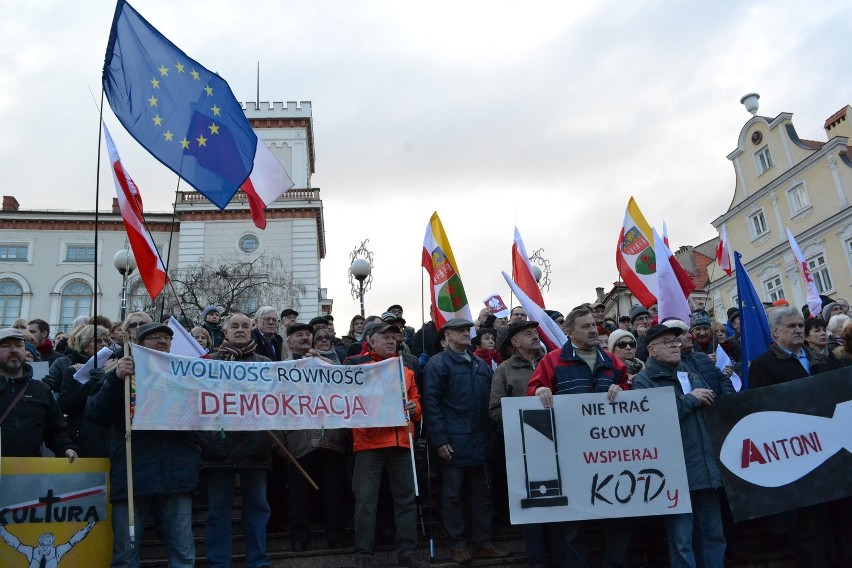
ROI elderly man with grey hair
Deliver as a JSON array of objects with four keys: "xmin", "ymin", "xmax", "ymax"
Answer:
[
  {"xmin": 749, "ymin": 305, "xmax": 833, "ymax": 389},
  {"xmin": 252, "ymin": 305, "xmax": 285, "ymax": 361}
]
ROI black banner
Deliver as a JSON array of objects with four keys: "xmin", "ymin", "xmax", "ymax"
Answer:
[{"xmin": 704, "ymin": 367, "xmax": 852, "ymax": 522}]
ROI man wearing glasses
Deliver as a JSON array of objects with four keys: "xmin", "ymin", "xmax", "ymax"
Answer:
[
  {"xmin": 633, "ymin": 324, "xmax": 725, "ymax": 568},
  {"xmin": 252, "ymin": 306, "xmax": 284, "ymax": 361},
  {"xmin": 87, "ymin": 322, "xmax": 201, "ymax": 568}
]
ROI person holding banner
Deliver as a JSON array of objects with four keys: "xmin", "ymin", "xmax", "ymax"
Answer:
[
  {"xmin": 423, "ymin": 318, "xmax": 510, "ymax": 565},
  {"xmin": 527, "ymin": 307, "xmax": 632, "ymax": 567},
  {"xmin": 86, "ymin": 322, "xmax": 201, "ymax": 568},
  {"xmin": 633, "ymin": 324, "xmax": 725, "ymax": 568},
  {"xmin": 197, "ymin": 312, "xmax": 274, "ymax": 568},
  {"xmin": 345, "ymin": 320, "xmax": 426, "ymax": 568},
  {"xmin": 0, "ymin": 327, "xmax": 77, "ymax": 461}
]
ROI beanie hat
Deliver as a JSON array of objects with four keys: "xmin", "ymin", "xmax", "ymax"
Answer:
[
  {"xmin": 629, "ymin": 304, "xmax": 650, "ymax": 324},
  {"xmin": 689, "ymin": 311, "xmax": 712, "ymax": 331},
  {"xmin": 822, "ymin": 302, "xmax": 839, "ymax": 321},
  {"xmin": 727, "ymin": 307, "xmax": 740, "ymax": 321},
  {"xmin": 607, "ymin": 329, "xmax": 634, "ymax": 352},
  {"xmin": 202, "ymin": 306, "xmax": 220, "ymax": 319}
]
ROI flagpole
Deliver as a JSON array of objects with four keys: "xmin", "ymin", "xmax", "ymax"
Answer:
[
  {"xmin": 158, "ymin": 179, "xmax": 183, "ymax": 323},
  {"xmin": 398, "ymin": 358, "xmax": 419, "ymax": 496},
  {"xmin": 92, "ymin": 89, "xmax": 106, "ymax": 361},
  {"xmin": 123, "ymin": 341, "xmax": 136, "ymax": 548}
]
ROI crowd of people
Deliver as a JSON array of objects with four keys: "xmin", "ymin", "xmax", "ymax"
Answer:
[{"xmin": 0, "ymin": 294, "xmax": 851, "ymax": 568}]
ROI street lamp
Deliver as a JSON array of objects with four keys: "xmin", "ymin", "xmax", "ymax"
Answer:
[
  {"xmin": 113, "ymin": 249, "xmax": 137, "ymax": 321},
  {"xmin": 529, "ymin": 248, "xmax": 552, "ymax": 292},
  {"xmin": 349, "ymin": 240, "xmax": 374, "ymax": 317}
]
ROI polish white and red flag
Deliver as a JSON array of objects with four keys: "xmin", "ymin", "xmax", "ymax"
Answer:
[
  {"xmin": 716, "ymin": 224, "xmax": 733, "ymax": 277},
  {"xmin": 512, "ymin": 227, "xmax": 545, "ymax": 308},
  {"xmin": 786, "ymin": 228, "xmax": 823, "ymax": 317},
  {"xmin": 167, "ymin": 316, "xmax": 209, "ymax": 358},
  {"xmin": 240, "ymin": 140, "xmax": 295, "ymax": 229},
  {"xmin": 652, "ymin": 228, "xmax": 692, "ymax": 324},
  {"xmin": 103, "ymin": 123, "xmax": 166, "ymax": 299},
  {"xmin": 501, "ymin": 271, "xmax": 566, "ymax": 352}
]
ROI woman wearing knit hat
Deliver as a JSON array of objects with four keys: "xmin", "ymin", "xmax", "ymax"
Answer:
[{"xmin": 608, "ymin": 329, "xmax": 643, "ymax": 386}]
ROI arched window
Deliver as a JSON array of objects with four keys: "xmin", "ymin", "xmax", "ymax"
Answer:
[
  {"xmin": 59, "ymin": 281, "xmax": 92, "ymax": 331},
  {"xmin": 0, "ymin": 280, "xmax": 22, "ymax": 325}
]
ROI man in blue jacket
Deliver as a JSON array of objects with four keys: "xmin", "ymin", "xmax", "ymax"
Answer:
[
  {"xmin": 86, "ymin": 322, "xmax": 201, "ymax": 568},
  {"xmin": 423, "ymin": 318, "xmax": 509, "ymax": 565}
]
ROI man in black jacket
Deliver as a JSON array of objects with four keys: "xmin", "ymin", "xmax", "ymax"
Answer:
[{"xmin": 0, "ymin": 327, "xmax": 76, "ymax": 460}]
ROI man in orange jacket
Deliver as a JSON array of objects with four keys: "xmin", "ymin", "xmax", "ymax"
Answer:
[{"xmin": 344, "ymin": 321, "xmax": 425, "ymax": 568}]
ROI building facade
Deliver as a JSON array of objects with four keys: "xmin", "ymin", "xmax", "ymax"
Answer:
[
  {"xmin": 0, "ymin": 101, "xmax": 329, "ymax": 334},
  {"xmin": 706, "ymin": 97, "xmax": 852, "ymax": 317}
]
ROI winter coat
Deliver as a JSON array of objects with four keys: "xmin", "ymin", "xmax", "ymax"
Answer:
[
  {"xmin": 409, "ymin": 321, "xmax": 439, "ymax": 358},
  {"xmin": 86, "ymin": 369, "xmax": 201, "ymax": 502},
  {"xmin": 527, "ymin": 343, "xmax": 629, "ymax": 396},
  {"xmin": 489, "ymin": 351, "xmax": 542, "ymax": 423},
  {"xmin": 202, "ymin": 321, "xmax": 225, "ymax": 348},
  {"xmin": 0, "ymin": 365, "xmax": 75, "ymax": 457},
  {"xmin": 749, "ymin": 344, "xmax": 832, "ymax": 389},
  {"xmin": 633, "ymin": 357, "xmax": 723, "ymax": 492},
  {"xmin": 680, "ymin": 351, "xmax": 735, "ymax": 396},
  {"xmin": 58, "ymin": 361, "xmax": 110, "ymax": 458},
  {"xmin": 197, "ymin": 352, "xmax": 274, "ymax": 469},
  {"xmin": 423, "ymin": 348, "xmax": 493, "ymax": 467},
  {"xmin": 252, "ymin": 329, "xmax": 285, "ymax": 361},
  {"xmin": 345, "ymin": 352, "xmax": 421, "ymax": 452}
]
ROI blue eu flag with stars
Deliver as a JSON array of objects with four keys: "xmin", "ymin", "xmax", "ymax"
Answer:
[
  {"xmin": 103, "ymin": 0, "xmax": 256, "ymax": 209},
  {"xmin": 734, "ymin": 251, "xmax": 773, "ymax": 390}
]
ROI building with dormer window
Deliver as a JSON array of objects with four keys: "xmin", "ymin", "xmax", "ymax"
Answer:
[{"xmin": 706, "ymin": 95, "xmax": 852, "ymax": 316}]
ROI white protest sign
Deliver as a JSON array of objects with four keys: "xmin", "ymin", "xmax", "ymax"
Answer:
[
  {"xmin": 130, "ymin": 345, "xmax": 407, "ymax": 431},
  {"xmin": 73, "ymin": 347, "xmax": 115, "ymax": 384},
  {"xmin": 502, "ymin": 388, "xmax": 691, "ymax": 524}
]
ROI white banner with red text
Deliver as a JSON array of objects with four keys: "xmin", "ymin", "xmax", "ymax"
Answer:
[
  {"xmin": 502, "ymin": 388, "xmax": 691, "ymax": 524},
  {"xmin": 130, "ymin": 345, "xmax": 407, "ymax": 431}
]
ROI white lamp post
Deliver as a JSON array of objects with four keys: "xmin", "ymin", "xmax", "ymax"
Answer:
[{"xmin": 113, "ymin": 249, "xmax": 137, "ymax": 321}]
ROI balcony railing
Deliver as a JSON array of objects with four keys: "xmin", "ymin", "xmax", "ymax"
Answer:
[{"xmin": 177, "ymin": 189, "xmax": 320, "ymax": 205}]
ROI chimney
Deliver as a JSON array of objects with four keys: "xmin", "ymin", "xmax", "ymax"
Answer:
[
  {"xmin": 595, "ymin": 287, "xmax": 605, "ymax": 302},
  {"xmin": 2, "ymin": 196, "xmax": 20, "ymax": 211},
  {"xmin": 112, "ymin": 198, "xmax": 120, "ymax": 214}
]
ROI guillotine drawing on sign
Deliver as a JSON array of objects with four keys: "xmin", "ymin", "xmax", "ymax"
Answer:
[{"xmin": 519, "ymin": 408, "xmax": 569, "ymax": 508}]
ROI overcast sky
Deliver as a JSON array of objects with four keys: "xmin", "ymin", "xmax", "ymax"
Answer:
[{"xmin": 2, "ymin": 1, "xmax": 851, "ymax": 326}]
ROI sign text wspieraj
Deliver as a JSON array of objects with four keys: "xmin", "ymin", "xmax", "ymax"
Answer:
[
  {"xmin": 130, "ymin": 345, "xmax": 407, "ymax": 430},
  {"xmin": 0, "ymin": 458, "xmax": 111, "ymax": 568},
  {"xmin": 501, "ymin": 388, "xmax": 691, "ymax": 524}
]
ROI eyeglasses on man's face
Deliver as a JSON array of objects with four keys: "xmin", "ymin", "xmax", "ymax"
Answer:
[{"xmin": 651, "ymin": 338, "xmax": 682, "ymax": 349}]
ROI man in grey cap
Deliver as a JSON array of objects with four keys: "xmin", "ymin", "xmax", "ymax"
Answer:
[
  {"xmin": 423, "ymin": 318, "xmax": 509, "ymax": 565},
  {"xmin": 0, "ymin": 327, "xmax": 77, "ymax": 461},
  {"xmin": 633, "ymin": 324, "xmax": 725, "ymax": 568}
]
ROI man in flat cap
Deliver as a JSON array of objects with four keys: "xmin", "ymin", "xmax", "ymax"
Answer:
[
  {"xmin": 423, "ymin": 318, "xmax": 509, "ymax": 565},
  {"xmin": 633, "ymin": 324, "xmax": 725, "ymax": 568}
]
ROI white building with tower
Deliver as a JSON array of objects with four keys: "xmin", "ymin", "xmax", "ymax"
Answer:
[{"xmin": 0, "ymin": 101, "xmax": 330, "ymax": 334}]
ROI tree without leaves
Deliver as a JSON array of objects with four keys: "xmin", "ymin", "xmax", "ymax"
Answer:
[{"xmin": 127, "ymin": 255, "xmax": 306, "ymax": 324}]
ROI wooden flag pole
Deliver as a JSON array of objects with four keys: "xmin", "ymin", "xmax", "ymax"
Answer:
[
  {"xmin": 267, "ymin": 431, "xmax": 318, "ymax": 491},
  {"xmin": 123, "ymin": 341, "xmax": 136, "ymax": 548}
]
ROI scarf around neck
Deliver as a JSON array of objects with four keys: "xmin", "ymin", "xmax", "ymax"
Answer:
[{"xmin": 216, "ymin": 339, "xmax": 257, "ymax": 361}]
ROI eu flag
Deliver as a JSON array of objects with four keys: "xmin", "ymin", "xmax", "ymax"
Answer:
[
  {"xmin": 103, "ymin": 0, "xmax": 256, "ymax": 209},
  {"xmin": 734, "ymin": 251, "xmax": 773, "ymax": 390}
]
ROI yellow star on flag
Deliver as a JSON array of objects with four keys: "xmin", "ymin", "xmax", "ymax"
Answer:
[
  {"xmin": 153, "ymin": 114, "xmax": 163, "ymax": 126},
  {"xmin": 150, "ymin": 78, "xmax": 160, "ymax": 89},
  {"xmin": 190, "ymin": 69, "xmax": 200, "ymax": 80},
  {"xmin": 158, "ymin": 64, "xmax": 169, "ymax": 77},
  {"xmin": 211, "ymin": 104, "xmax": 221, "ymax": 116},
  {"xmin": 196, "ymin": 134, "xmax": 207, "ymax": 146},
  {"xmin": 208, "ymin": 123, "xmax": 220, "ymax": 135},
  {"xmin": 175, "ymin": 62, "xmax": 185, "ymax": 73},
  {"xmin": 164, "ymin": 130, "xmax": 174, "ymax": 141},
  {"xmin": 180, "ymin": 138, "xmax": 190, "ymax": 149},
  {"xmin": 148, "ymin": 95, "xmax": 158, "ymax": 107},
  {"xmin": 204, "ymin": 85, "xmax": 213, "ymax": 96}
]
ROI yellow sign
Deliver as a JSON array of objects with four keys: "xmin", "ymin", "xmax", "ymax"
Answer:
[{"xmin": 0, "ymin": 458, "xmax": 111, "ymax": 567}]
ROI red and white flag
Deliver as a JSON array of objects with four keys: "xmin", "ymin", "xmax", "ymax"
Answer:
[
  {"xmin": 501, "ymin": 271, "xmax": 566, "ymax": 352},
  {"xmin": 660, "ymin": 222, "xmax": 697, "ymax": 298},
  {"xmin": 786, "ymin": 228, "xmax": 823, "ymax": 317},
  {"xmin": 240, "ymin": 139, "xmax": 295, "ymax": 230},
  {"xmin": 653, "ymin": 228, "xmax": 691, "ymax": 324},
  {"xmin": 716, "ymin": 224, "xmax": 733, "ymax": 277},
  {"xmin": 167, "ymin": 316, "xmax": 208, "ymax": 358},
  {"xmin": 103, "ymin": 123, "xmax": 166, "ymax": 299},
  {"xmin": 512, "ymin": 227, "xmax": 545, "ymax": 308}
]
